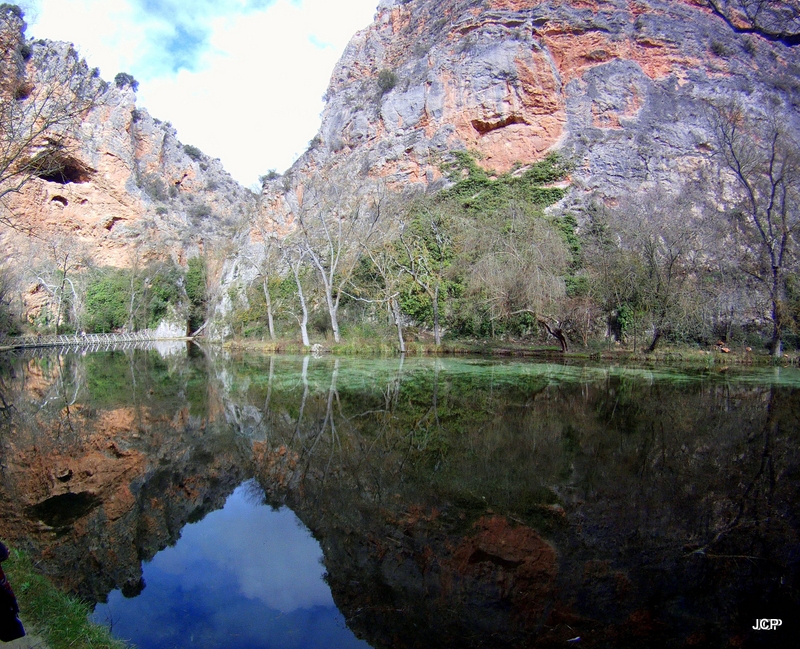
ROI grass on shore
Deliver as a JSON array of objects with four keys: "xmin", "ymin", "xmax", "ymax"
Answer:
[
  {"xmin": 222, "ymin": 335, "xmax": 799, "ymax": 366},
  {"xmin": 5, "ymin": 549, "xmax": 128, "ymax": 649}
]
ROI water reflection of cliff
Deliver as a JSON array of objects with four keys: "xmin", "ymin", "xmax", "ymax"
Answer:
[
  {"xmin": 0, "ymin": 348, "xmax": 254, "ymax": 601},
  {"xmin": 1, "ymin": 352, "xmax": 798, "ymax": 648},
  {"xmin": 239, "ymin": 356, "xmax": 799, "ymax": 649}
]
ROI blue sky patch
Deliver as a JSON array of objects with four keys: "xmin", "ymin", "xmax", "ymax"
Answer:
[
  {"xmin": 308, "ymin": 33, "xmax": 334, "ymax": 49},
  {"xmin": 162, "ymin": 24, "xmax": 208, "ymax": 72},
  {"xmin": 131, "ymin": 0, "xmax": 278, "ymax": 73}
]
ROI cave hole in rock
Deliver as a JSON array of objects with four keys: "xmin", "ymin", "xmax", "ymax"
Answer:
[
  {"xmin": 13, "ymin": 82, "xmax": 32, "ymax": 101},
  {"xmin": 33, "ymin": 152, "xmax": 94, "ymax": 184},
  {"xmin": 471, "ymin": 114, "xmax": 528, "ymax": 134},
  {"xmin": 26, "ymin": 491, "xmax": 101, "ymax": 528},
  {"xmin": 50, "ymin": 195, "xmax": 68, "ymax": 207}
]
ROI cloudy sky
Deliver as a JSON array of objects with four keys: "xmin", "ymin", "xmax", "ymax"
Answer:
[
  {"xmin": 20, "ymin": 0, "xmax": 379, "ymax": 189},
  {"xmin": 93, "ymin": 482, "xmax": 369, "ymax": 648}
]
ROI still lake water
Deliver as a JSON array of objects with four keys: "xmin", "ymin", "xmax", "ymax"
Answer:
[
  {"xmin": 0, "ymin": 346, "xmax": 798, "ymax": 648},
  {"xmin": 92, "ymin": 483, "xmax": 369, "ymax": 649}
]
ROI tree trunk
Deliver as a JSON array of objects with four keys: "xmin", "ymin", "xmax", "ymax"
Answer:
[
  {"xmin": 127, "ymin": 282, "xmax": 137, "ymax": 332},
  {"xmin": 292, "ymin": 262, "xmax": 310, "ymax": 347},
  {"xmin": 432, "ymin": 283, "xmax": 441, "ymax": 345},
  {"xmin": 326, "ymin": 289, "xmax": 341, "ymax": 343},
  {"xmin": 771, "ymin": 308, "xmax": 783, "ymax": 358},
  {"xmin": 770, "ymin": 272, "xmax": 783, "ymax": 358},
  {"xmin": 262, "ymin": 278, "xmax": 275, "ymax": 341},
  {"xmin": 539, "ymin": 318, "xmax": 569, "ymax": 352},
  {"xmin": 54, "ymin": 291, "xmax": 64, "ymax": 335},
  {"xmin": 391, "ymin": 297, "xmax": 406, "ymax": 353},
  {"xmin": 647, "ymin": 328, "xmax": 661, "ymax": 353}
]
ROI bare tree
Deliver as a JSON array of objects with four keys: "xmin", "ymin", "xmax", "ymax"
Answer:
[
  {"xmin": 1, "ymin": 7, "xmax": 106, "ymax": 230},
  {"xmin": 0, "ymin": 253, "xmax": 19, "ymax": 336},
  {"xmin": 395, "ymin": 204, "xmax": 455, "ymax": 346},
  {"xmin": 704, "ymin": 1, "xmax": 800, "ymax": 46},
  {"xmin": 708, "ymin": 100, "xmax": 800, "ymax": 356},
  {"xmin": 360, "ymin": 234, "xmax": 408, "ymax": 353},
  {"xmin": 30, "ymin": 234, "xmax": 92, "ymax": 334},
  {"xmin": 260, "ymin": 237, "xmax": 282, "ymax": 341},
  {"xmin": 243, "ymin": 215, "xmax": 285, "ymax": 341},
  {"xmin": 296, "ymin": 182, "xmax": 383, "ymax": 343},
  {"xmin": 463, "ymin": 202, "xmax": 571, "ymax": 347},
  {"xmin": 612, "ymin": 191, "xmax": 702, "ymax": 352},
  {"xmin": 281, "ymin": 236, "xmax": 311, "ymax": 347},
  {"xmin": 584, "ymin": 190, "xmax": 703, "ymax": 352}
]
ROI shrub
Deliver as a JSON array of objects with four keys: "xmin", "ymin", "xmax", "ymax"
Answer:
[
  {"xmin": 377, "ymin": 69, "xmax": 398, "ymax": 94},
  {"xmin": 12, "ymin": 81, "xmax": 31, "ymax": 100},
  {"xmin": 183, "ymin": 144, "xmax": 203, "ymax": 161},
  {"xmin": 710, "ymin": 41, "xmax": 731, "ymax": 57},
  {"xmin": 438, "ymin": 150, "xmax": 570, "ymax": 214},
  {"xmin": 147, "ymin": 266, "xmax": 183, "ymax": 326},
  {"xmin": 189, "ymin": 202, "xmax": 212, "ymax": 219},
  {"xmin": 84, "ymin": 265, "xmax": 184, "ymax": 332},
  {"xmin": 85, "ymin": 271, "xmax": 130, "ymax": 332},
  {"xmin": 0, "ymin": 4, "xmax": 24, "ymax": 20},
  {"xmin": 185, "ymin": 256, "xmax": 207, "ymax": 332},
  {"xmin": 114, "ymin": 72, "xmax": 139, "ymax": 91},
  {"xmin": 260, "ymin": 170, "xmax": 281, "ymax": 184},
  {"xmin": 138, "ymin": 173, "xmax": 168, "ymax": 201}
]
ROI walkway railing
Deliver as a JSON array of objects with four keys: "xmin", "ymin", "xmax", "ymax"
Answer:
[{"xmin": 4, "ymin": 330, "xmax": 175, "ymax": 349}]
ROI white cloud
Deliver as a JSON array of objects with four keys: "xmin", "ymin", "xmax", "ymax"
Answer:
[
  {"xmin": 153, "ymin": 483, "xmax": 333, "ymax": 613},
  {"xmin": 26, "ymin": 0, "xmax": 378, "ymax": 188}
]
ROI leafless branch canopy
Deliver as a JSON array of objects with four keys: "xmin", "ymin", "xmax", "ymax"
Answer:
[
  {"xmin": 705, "ymin": 0, "xmax": 800, "ymax": 46},
  {"xmin": 707, "ymin": 99, "xmax": 800, "ymax": 354}
]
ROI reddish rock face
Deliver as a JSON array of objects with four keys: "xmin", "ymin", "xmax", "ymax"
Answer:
[
  {"xmin": 449, "ymin": 516, "xmax": 558, "ymax": 627},
  {"xmin": 259, "ymin": 0, "xmax": 799, "ymax": 228},
  {"xmin": 0, "ymin": 14, "xmax": 255, "ymax": 324},
  {"xmin": 0, "ymin": 353, "xmax": 251, "ymax": 600},
  {"xmin": 3, "ymin": 1, "xmax": 799, "ymax": 332}
]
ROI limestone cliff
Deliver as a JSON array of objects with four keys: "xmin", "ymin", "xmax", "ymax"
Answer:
[
  {"xmin": 4, "ymin": 2, "xmax": 800, "ymax": 337},
  {"xmin": 259, "ymin": 0, "xmax": 800, "ymax": 225},
  {"xmin": 0, "ymin": 11, "xmax": 254, "ymax": 274}
]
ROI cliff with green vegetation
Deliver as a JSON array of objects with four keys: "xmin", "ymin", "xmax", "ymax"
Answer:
[
  {"xmin": 1, "ymin": 1, "xmax": 799, "ymax": 355},
  {"xmin": 0, "ymin": 5, "xmax": 254, "ymax": 338},
  {"xmin": 224, "ymin": 0, "xmax": 800, "ymax": 355}
]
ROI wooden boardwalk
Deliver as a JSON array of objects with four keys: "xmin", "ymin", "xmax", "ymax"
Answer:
[{"xmin": 1, "ymin": 331, "xmax": 189, "ymax": 355}]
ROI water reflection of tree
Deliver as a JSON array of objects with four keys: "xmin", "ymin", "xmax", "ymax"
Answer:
[
  {"xmin": 242, "ymin": 359, "xmax": 799, "ymax": 647},
  {"xmin": 3, "ymin": 354, "xmax": 87, "ymax": 443},
  {"xmin": 0, "ymin": 349, "xmax": 254, "ymax": 603},
  {"xmin": 2, "ymin": 353, "xmax": 796, "ymax": 645}
]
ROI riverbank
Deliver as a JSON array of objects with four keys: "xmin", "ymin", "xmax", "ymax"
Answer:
[
  {"xmin": 221, "ymin": 336, "xmax": 800, "ymax": 366},
  {"xmin": 4, "ymin": 550, "xmax": 127, "ymax": 649}
]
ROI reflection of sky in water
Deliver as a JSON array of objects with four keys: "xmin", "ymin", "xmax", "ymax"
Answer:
[{"xmin": 92, "ymin": 481, "xmax": 371, "ymax": 649}]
